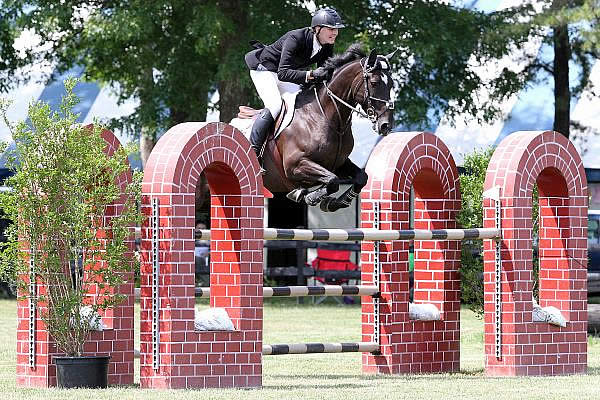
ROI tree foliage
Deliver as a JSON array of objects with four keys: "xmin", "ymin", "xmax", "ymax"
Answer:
[
  {"xmin": 0, "ymin": 5, "xmax": 34, "ymax": 92},
  {"xmin": 0, "ymin": 1, "xmax": 548, "ymax": 157},
  {"xmin": 363, "ymin": 1, "xmax": 539, "ymax": 129},
  {"xmin": 456, "ymin": 147, "xmax": 494, "ymax": 315}
]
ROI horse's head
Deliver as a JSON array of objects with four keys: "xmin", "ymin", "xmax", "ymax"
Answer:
[{"xmin": 359, "ymin": 49, "xmax": 396, "ymax": 136}]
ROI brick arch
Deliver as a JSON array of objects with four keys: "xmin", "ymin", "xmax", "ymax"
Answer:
[
  {"xmin": 483, "ymin": 130, "xmax": 588, "ymax": 376},
  {"xmin": 140, "ymin": 122, "xmax": 264, "ymax": 389},
  {"xmin": 361, "ymin": 132, "xmax": 461, "ymax": 375},
  {"xmin": 17, "ymin": 127, "xmax": 135, "ymax": 387},
  {"xmin": 143, "ymin": 122, "xmax": 262, "ymax": 195},
  {"xmin": 99, "ymin": 127, "xmax": 134, "ymax": 194},
  {"xmin": 485, "ymin": 131, "xmax": 585, "ymax": 200}
]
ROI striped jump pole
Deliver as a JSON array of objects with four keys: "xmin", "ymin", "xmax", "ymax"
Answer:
[
  {"xmin": 263, "ymin": 342, "xmax": 379, "ymax": 355},
  {"xmin": 135, "ymin": 342, "xmax": 380, "ymax": 359},
  {"xmin": 196, "ymin": 227, "xmax": 501, "ymax": 241},
  {"xmin": 193, "ymin": 285, "xmax": 380, "ymax": 298}
]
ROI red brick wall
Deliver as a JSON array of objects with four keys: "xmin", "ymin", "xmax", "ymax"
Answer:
[
  {"xmin": 483, "ymin": 130, "xmax": 587, "ymax": 376},
  {"xmin": 16, "ymin": 128, "xmax": 134, "ymax": 387},
  {"xmin": 361, "ymin": 132, "xmax": 461, "ymax": 374},
  {"xmin": 140, "ymin": 122, "xmax": 263, "ymax": 389}
]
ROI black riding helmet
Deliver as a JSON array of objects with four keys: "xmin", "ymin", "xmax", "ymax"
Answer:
[{"xmin": 311, "ymin": 8, "xmax": 345, "ymax": 29}]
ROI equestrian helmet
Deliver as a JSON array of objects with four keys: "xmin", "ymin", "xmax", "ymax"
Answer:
[{"xmin": 311, "ymin": 8, "xmax": 345, "ymax": 29}]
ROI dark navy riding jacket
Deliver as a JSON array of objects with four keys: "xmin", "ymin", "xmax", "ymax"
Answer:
[{"xmin": 245, "ymin": 27, "xmax": 334, "ymax": 86}]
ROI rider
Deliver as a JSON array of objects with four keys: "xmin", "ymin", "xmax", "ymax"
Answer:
[{"xmin": 245, "ymin": 7, "xmax": 345, "ymax": 167}]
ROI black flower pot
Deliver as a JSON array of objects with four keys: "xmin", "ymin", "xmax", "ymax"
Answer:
[{"xmin": 54, "ymin": 356, "xmax": 110, "ymax": 388}]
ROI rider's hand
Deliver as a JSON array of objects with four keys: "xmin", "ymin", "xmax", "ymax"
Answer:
[{"xmin": 311, "ymin": 67, "xmax": 330, "ymax": 82}]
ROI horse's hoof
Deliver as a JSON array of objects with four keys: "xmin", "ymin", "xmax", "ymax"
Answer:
[
  {"xmin": 320, "ymin": 196, "xmax": 335, "ymax": 212},
  {"xmin": 286, "ymin": 188, "xmax": 307, "ymax": 203},
  {"xmin": 319, "ymin": 196, "xmax": 346, "ymax": 212}
]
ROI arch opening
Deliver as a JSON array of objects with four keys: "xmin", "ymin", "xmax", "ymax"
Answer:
[
  {"xmin": 411, "ymin": 168, "xmax": 455, "ymax": 316},
  {"xmin": 204, "ymin": 162, "xmax": 243, "ymax": 326},
  {"xmin": 194, "ymin": 172, "xmax": 210, "ymax": 287},
  {"xmin": 535, "ymin": 167, "xmax": 570, "ymax": 313}
]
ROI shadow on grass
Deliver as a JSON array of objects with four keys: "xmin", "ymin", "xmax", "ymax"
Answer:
[
  {"xmin": 264, "ymin": 382, "xmax": 371, "ymax": 390},
  {"xmin": 586, "ymin": 366, "xmax": 600, "ymax": 375},
  {"xmin": 267, "ymin": 370, "xmax": 486, "ymax": 384}
]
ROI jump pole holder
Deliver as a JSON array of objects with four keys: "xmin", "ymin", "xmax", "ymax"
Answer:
[
  {"xmin": 373, "ymin": 202, "xmax": 381, "ymax": 354},
  {"xmin": 28, "ymin": 256, "xmax": 36, "ymax": 369},
  {"xmin": 483, "ymin": 186, "xmax": 502, "ymax": 359},
  {"xmin": 151, "ymin": 198, "xmax": 160, "ymax": 371}
]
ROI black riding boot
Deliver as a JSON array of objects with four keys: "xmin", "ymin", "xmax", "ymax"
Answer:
[{"xmin": 250, "ymin": 109, "xmax": 274, "ymax": 173}]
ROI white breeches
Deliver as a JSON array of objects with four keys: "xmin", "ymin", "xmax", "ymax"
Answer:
[{"xmin": 250, "ymin": 68, "xmax": 301, "ymax": 118}]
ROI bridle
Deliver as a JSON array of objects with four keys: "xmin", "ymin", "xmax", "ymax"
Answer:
[
  {"xmin": 315, "ymin": 56, "xmax": 394, "ymax": 132},
  {"xmin": 358, "ymin": 58, "xmax": 395, "ymax": 125}
]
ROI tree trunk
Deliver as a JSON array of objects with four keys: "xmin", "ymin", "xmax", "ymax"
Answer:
[
  {"xmin": 553, "ymin": 23, "xmax": 571, "ymax": 138},
  {"xmin": 217, "ymin": 0, "xmax": 252, "ymax": 122},
  {"xmin": 140, "ymin": 128, "xmax": 155, "ymax": 169},
  {"xmin": 551, "ymin": 0, "xmax": 572, "ymax": 139},
  {"xmin": 219, "ymin": 78, "xmax": 252, "ymax": 123}
]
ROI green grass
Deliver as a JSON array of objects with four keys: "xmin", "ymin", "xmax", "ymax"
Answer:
[
  {"xmin": 588, "ymin": 296, "xmax": 600, "ymax": 304},
  {"xmin": 1, "ymin": 298, "xmax": 600, "ymax": 399}
]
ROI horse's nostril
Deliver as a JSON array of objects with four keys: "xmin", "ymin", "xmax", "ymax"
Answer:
[{"xmin": 380, "ymin": 123, "xmax": 389, "ymax": 135}]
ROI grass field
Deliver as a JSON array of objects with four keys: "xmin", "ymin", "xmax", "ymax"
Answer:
[{"xmin": 0, "ymin": 298, "xmax": 599, "ymax": 399}]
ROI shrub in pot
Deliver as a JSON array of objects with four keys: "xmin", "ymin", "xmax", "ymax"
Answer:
[{"xmin": 0, "ymin": 79, "xmax": 141, "ymax": 388}]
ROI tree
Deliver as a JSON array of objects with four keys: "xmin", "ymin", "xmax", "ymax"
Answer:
[
  {"xmin": 7, "ymin": 1, "xmax": 591, "ymax": 160},
  {"xmin": 3, "ymin": 1, "xmax": 329, "ymax": 165},
  {"xmin": 486, "ymin": 0, "xmax": 600, "ymax": 141},
  {"xmin": 362, "ymin": 1, "xmax": 539, "ymax": 129},
  {"xmin": 456, "ymin": 146, "xmax": 494, "ymax": 315},
  {"xmin": 519, "ymin": 0, "xmax": 598, "ymax": 140},
  {"xmin": 6, "ymin": 0, "xmax": 222, "ymax": 164}
]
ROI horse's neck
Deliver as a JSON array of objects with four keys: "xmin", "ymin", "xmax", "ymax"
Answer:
[{"xmin": 317, "ymin": 76, "xmax": 356, "ymax": 130}]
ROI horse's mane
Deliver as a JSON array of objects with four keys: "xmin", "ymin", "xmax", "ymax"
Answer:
[
  {"xmin": 323, "ymin": 43, "xmax": 365, "ymax": 71},
  {"xmin": 296, "ymin": 43, "xmax": 365, "ymax": 105}
]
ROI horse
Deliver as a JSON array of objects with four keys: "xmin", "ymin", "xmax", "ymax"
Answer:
[{"xmin": 234, "ymin": 44, "xmax": 395, "ymax": 212}]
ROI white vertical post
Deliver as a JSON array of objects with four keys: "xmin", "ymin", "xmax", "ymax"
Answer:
[
  {"xmin": 151, "ymin": 198, "xmax": 160, "ymax": 371},
  {"xmin": 484, "ymin": 186, "xmax": 502, "ymax": 359},
  {"xmin": 494, "ymin": 196, "xmax": 502, "ymax": 359},
  {"xmin": 28, "ymin": 256, "xmax": 36, "ymax": 369},
  {"xmin": 373, "ymin": 202, "xmax": 380, "ymax": 352}
]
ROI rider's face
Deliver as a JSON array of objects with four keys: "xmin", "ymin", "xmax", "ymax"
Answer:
[{"xmin": 317, "ymin": 27, "xmax": 338, "ymax": 45}]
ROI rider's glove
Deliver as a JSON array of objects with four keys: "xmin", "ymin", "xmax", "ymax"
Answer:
[{"xmin": 311, "ymin": 67, "xmax": 330, "ymax": 82}]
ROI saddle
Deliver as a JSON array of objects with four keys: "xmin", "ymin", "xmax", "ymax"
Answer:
[{"xmin": 237, "ymin": 90, "xmax": 299, "ymax": 140}]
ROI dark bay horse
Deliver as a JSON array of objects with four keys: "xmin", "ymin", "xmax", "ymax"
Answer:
[{"xmin": 239, "ymin": 44, "xmax": 395, "ymax": 212}]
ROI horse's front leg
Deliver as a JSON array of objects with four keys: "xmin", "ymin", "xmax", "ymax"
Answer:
[
  {"xmin": 286, "ymin": 158, "xmax": 340, "ymax": 206},
  {"xmin": 320, "ymin": 159, "xmax": 368, "ymax": 212}
]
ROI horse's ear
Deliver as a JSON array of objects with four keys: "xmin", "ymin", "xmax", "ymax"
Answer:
[
  {"xmin": 366, "ymin": 49, "xmax": 378, "ymax": 69},
  {"xmin": 384, "ymin": 48, "xmax": 400, "ymax": 62}
]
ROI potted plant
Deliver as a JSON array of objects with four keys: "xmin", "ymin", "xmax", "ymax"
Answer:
[{"xmin": 0, "ymin": 79, "xmax": 141, "ymax": 388}]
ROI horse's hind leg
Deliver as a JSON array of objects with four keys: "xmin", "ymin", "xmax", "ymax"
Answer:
[
  {"xmin": 286, "ymin": 158, "xmax": 339, "ymax": 206},
  {"xmin": 320, "ymin": 159, "xmax": 368, "ymax": 212}
]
